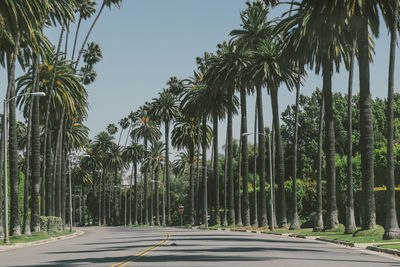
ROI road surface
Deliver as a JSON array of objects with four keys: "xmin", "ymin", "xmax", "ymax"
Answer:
[{"xmin": 1, "ymin": 227, "xmax": 400, "ymax": 266}]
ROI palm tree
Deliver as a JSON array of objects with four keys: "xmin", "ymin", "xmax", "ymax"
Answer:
[
  {"xmin": 149, "ymin": 90, "xmax": 179, "ymax": 225},
  {"xmin": 383, "ymin": 0, "xmax": 400, "ymax": 240},
  {"xmin": 106, "ymin": 143, "xmax": 126, "ymax": 225},
  {"xmin": 131, "ymin": 110, "xmax": 161, "ymax": 224},
  {"xmin": 71, "ymin": 0, "xmax": 97, "ymax": 61},
  {"xmin": 93, "ymin": 131, "xmax": 114, "ymax": 224},
  {"xmin": 230, "ymin": 1, "xmax": 274, "ymax": 227},
  {"xmin": 314, "ymin": 90, "xmax": 324, "ymax": 231},
  {"xmin": 180, "ymin": 77, "xmax": 214, "ymax": 227},
  {"xmin": 75, "ymin": 0, "xmax": 122, "ymax": 68},
  {"xmin": 123, "ymin": 141, "xmax": 143, "ymax": 225},
  {"xmin": 345, "ymin": 40, "xmax": 357, "ymax": 234},
  {"xmin": 207, "ymin": 41, "xmax": 250, "ymax": 226},
  {"xmin": 172, "ymin": 115, "xmax": 202, "ymax": 225},
  {"xmin": 142, "ymin": 141, "xmax": 165, "ymax": 226}
]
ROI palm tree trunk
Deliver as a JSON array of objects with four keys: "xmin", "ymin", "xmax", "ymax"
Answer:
[
  {"xmin": 0, "ymin": 113, "xmax": 4, "ymax": 239},
  {"xmin": 256, "ymin": 86, "xmax": 268, "ymax": 227},
  {"xmin": 45, "ymin": 131, "xmax": 53, "ymax": 216},
  {"xmin": 24, "ymin": 96, "xmax": 33, "ymax": 236},
  {"xmin": 345, "ymin": 40, "xmax": 357, "ymax": 234},
  {"xmin": 43, "ymin": 25, "xmax": 65, "ymax": 216},
  {"xmin": 133, "ymin": 162, "xmax": 138, "ymax": 225},
  {"xmin": 165, "ymin": 122, "xmax": 171, "ymax": 225},
  {"xmin": 323, "ymin": 59, "xmax": 339, "ymax": 230},
  {"xmin": 289, "ymin": 76, "xmax": 301, "ymax": 230},
  {"xmin": 150, "ymin": 167, "xmax": 154, "ymax": 226},
  {"xmin": 71, "ymin": 15, "xmax": 82, "ymax": 62},
  {"xmin": 227, "ymin": 90, "xmax": 235, "ymax": 226},
  {"xmin": 213, "ymin": 113, "xmax": 220, "ymax": 225},
  {"xmin": 113, "ymin": 169, "xmax": 118, "ymax": 225},
  {"xmin": 202, "ymin": 116, "xmax": 208, "ymax": 227},
  {"xmin": 7, "ymin": 33, "xmax": 21, "ymax": 236},
  {"xmin": 253, "ymin": 103, "xmax": 258, "ymax": 227},
  {"xmin": 384, "ymin": 1, "xmax": 400, "ymax": 239},
  {"xmin": 240, "ymin": 89, "xmax": 250, "ymax": 226},
  {"xmin": 314, "ymin": 90, "xmax": 325, "ymax": 231},
  {"xmin": 61, "ymin": 149, "xmax": 67, "ymax": 228},
  {"xmin": 31, "ymin": 53, "xmax": 41, "ymax": 232},
  {"xmin": 128, "ymin": 165, "xmax": 133, "ymax": 225},
  {"xmin": 223, "ymin": 129, "xmax": 228, "ymax": 226},
  {"xmin": 155, "ymin": 168, "xmax": 160, "ymax": 226},
  {"xmin": 98, "ymin": 170, "xmax": 103, "ymax": 226},
  {"xmin": 75, "ymin": 1, "xmax": 106, "ymax": 69},
  {"xmin": 237, "ymin": 134, "xmax": 243, "ymax": 227},
  {"xmin": 195, "ymin": 143, "xmax": 201, "ymax": 225},
  {"xmin": 144, "ymin": 137, "xmax": 149, "ymax": 225},
  {"xmin": 55, "ymin": 112, "xmax": 65, "ymax": 218},
  {"xmin": 102, "ymin": 169, "xmax": 106, "ymax": 225},
  {"xmin": 358, "ymin": 17, "xmax": 376, "ymax": 230},
  {"xmin": 23, "ymin": 96, "xmax": 33, "ymax": 236},
  {"xmin": 271, "ymin": 88, "xmax": 286, "ymax": 228},
  {"xmin": 190, "ymin": 144, "xmax": 195, "ymax": 225},
  {"xmin": 271, "ymin": 124, "xmax": 277, "ymax": 228}
]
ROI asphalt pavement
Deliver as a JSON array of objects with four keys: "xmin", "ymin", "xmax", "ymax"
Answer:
[{"xmin": 1, "ymin": 226, "xmax": 400, "ymax": 267}]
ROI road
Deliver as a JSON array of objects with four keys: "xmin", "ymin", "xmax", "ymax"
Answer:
[{"xmin": 1, "ymin": 227, "xmax": 400, "ymax": 267}]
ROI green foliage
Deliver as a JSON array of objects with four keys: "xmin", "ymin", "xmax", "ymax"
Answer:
[
  {"xmin": 353, "ymin": 225, "xmax": 385, "ymax": 237},
  {"xmin": 40, "ymin": 216, "xmax": 48, "ymax": 232},
  {"xmin": 40, "ymin": 216, "xmax": 62, "ymax": 234}
]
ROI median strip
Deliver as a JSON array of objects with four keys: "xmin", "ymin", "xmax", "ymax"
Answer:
[{"xmin": 111, "ymin": 232, "xmax": 170, "ymax": 267}]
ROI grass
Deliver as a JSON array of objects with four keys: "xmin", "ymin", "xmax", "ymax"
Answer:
[{"xmin": 2, "ymin": 230, "xmax": 75, "ymax": 245}]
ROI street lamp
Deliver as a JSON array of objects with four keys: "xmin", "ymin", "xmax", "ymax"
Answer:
[
  {"xmin": 242, "ymin": 131, "xmax": 274, "ymax": 231},
  {"xmin": 3, "ymin": 92, "xmax": 45, "ymax": 243}
]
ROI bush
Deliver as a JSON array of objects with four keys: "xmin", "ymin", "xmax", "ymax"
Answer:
[
  {"xmin": 40, "ymin": 216, "xmax": 62, "ymax": 234},
  {"xmin": 353, "ymin": 225, "xmax": 385, "ymax": 237},
  {"xmin": 40, "ymin": 216, "xmax": 48, "ymax": 232}
]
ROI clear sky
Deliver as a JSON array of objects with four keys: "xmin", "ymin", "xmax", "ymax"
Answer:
[{"xmin": 2, "ymin": 0, "xmax": 399, "ymax": 151}]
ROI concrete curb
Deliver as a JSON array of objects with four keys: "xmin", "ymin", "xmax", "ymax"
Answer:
[
  {"xmin": 194, "ymin": 226, "xmax": 400, "ymax": 258},
  {"xmin": 0, "ymin": 230, "xmax": 84, "ymax": 252},
  {"xmin": 366, "ymin": 245, "xmax": 400, "ymax": 256},
  {"xmin": 315, "ymin": 237, "xmax": 356, "ymax": 247}
]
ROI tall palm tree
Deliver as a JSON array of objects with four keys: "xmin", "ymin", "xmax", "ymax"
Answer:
[
  {"xmin": 247, "ymin": 37, "xmax": 300, "ymax": 228},
  {"xmin": 230, "ymin": 1, "xmax": 274, "ymax": 227},
  {"xmin": 123, "ymin": 141, "xmax": 143, "ymax": 225},
  {"xmin": 75, "ymin": 0, "xmax": 122, "ymax": 68},
  {"xmin": 383, "ymin": 0, "xmax": 400, "ymax": 240},
  {"xmin": 106, "ymin": 143, "xmax": 126, "ymax": 225},
  {"xmin": 180, "ymin": 78, "xmax": 214, "ymax": 227},
  {"xmin": 71, "ymin": 0, "xmax": 97, "ymax": 61},
  {"xmin": 207, "ymin": 42, "xmax": 242, "ymax": 226},
  {"xmin": 131, "ymin": 110, "xmax": 161, "ymax": 224},
  {"xmin": 149, "ymin": 90, "xmax": 179, "ymax": 225},
  {"xmin": 142, "ymin": 141, "xmax": 165, "ymax": 226},
  {"xmin": 172, "ymin": 115, "xmax": 202, "ymax": 225},
  {"xmin": 207, "ymin": 41, "xmax": 250, "ymax": 226}
]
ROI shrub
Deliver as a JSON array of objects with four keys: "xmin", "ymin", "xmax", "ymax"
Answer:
[
  {"xmin": 353, "ymin": 225, "xmax": 384, "ymax": 237},
  {"xmin": 40, "ymin": 216, "xmax": 63, "ymax": 234},
  {"xmin": 40, "ymin": 216, "xmax": 48, "ymax": 232}
]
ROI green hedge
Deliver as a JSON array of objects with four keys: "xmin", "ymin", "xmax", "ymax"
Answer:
[{"xmin": 40, "ymin": 216, "xmax": 62, "ymax": 234}]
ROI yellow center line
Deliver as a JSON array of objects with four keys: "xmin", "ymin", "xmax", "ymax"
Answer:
[{"xmin": 110, "ymin": 232, "xmax": 170, "ymax": 267}]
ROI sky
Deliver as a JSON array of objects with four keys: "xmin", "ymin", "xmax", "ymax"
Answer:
[{"xmin": 2, "ymin": 0, "xmax": 399, "ymax": 154}]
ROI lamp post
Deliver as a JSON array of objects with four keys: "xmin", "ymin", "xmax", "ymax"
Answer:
[
  {"xmin": 3, "ymin": 92, "xmax": 45, "ymax": 243},
  {"xmin": 242, "ymin": 131, "xmax": 274, "ymax": 231}
]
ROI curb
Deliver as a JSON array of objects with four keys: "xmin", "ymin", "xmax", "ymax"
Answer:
[
  {"xmin": 366, "ymin": 245, "xmax": 400, "ymax": 256},
  {"xmin": 315, "ymin": 237, "xmax": 356, "ymax": 247},
  {"xmin": 190, "ymin": 226, "xmax": 400, "ymax": 258},
  {"xmin": 0, "ymin": 230, "xmax": 84, "ymax": 252}
]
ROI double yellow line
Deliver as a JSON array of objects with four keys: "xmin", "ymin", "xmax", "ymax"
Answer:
[{"xmin": 111, "ymin": 232, "xmax": 170, "ymax": 267}]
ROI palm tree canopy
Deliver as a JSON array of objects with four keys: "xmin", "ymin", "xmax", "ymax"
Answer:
[{"xmin": 149, "ymin": 90, "xmax": 180, "ymax": 124}]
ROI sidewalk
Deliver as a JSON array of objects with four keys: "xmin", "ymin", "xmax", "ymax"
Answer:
[{"xmin": 0, "ymin": 230, "xmax": 84, "ymax": 252}]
